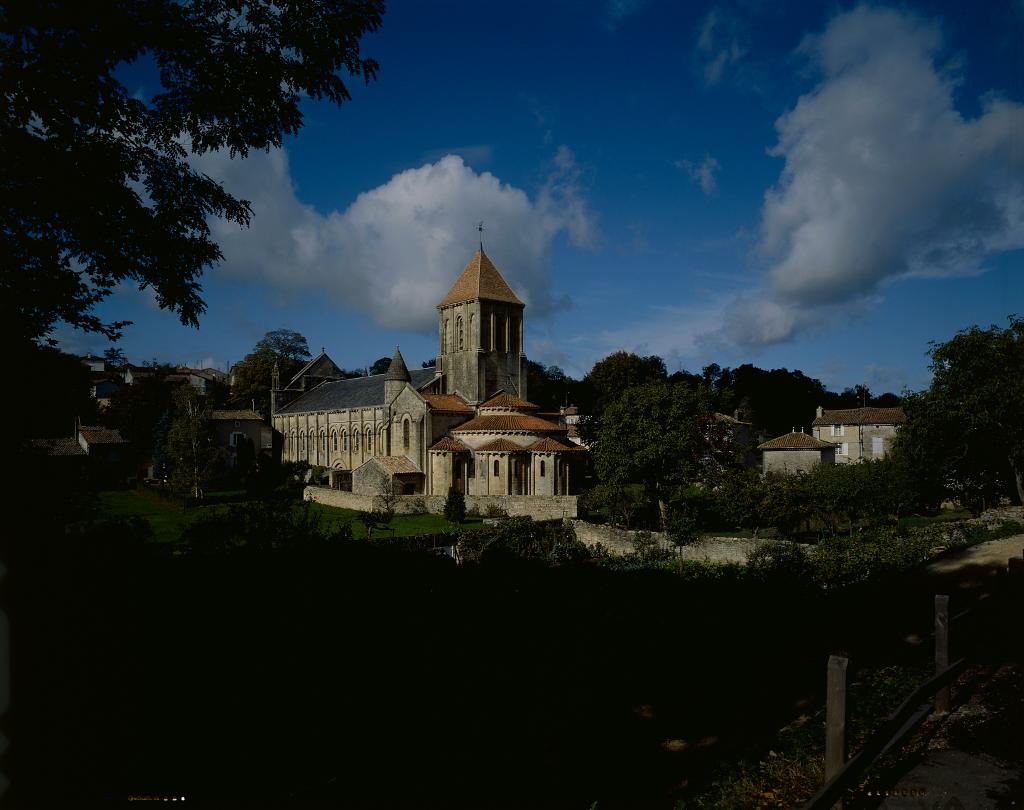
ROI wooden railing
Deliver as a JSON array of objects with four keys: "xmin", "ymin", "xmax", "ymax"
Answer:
[{"xmin": 802, "ymin": 548, "xmax": 1024, "ymax": 810}]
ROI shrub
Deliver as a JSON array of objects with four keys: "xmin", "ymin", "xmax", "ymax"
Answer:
[
  {"xmin": 443, "ymin": 487, "xmax": 466, "ymax": 526},
  {"xmin": 484, "ymin": 503, "xmax": 508, "ymax": 518},
  {"xmin": 746, "ymin": 541, "xmax": 813, "ymax": 585}
]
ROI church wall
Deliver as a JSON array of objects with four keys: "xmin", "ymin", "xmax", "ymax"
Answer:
[
  {"xmin": 452, "ymin": 432, "xmax": 538, "ymax": 451},
  {"xmin": 761, "ymin": 448, "xmax": 832, "ymax": 475}
]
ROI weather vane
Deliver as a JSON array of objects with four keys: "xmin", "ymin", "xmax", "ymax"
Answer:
[{"xmin": 477, "ymin": 220, "xmax": 485, "ymax": 249}]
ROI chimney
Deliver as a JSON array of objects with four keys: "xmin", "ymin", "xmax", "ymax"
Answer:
[{"xmin": 815, "ymin": 405, "xmax": 824, "ymax": 418}]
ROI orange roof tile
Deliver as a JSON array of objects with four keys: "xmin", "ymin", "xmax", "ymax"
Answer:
[
  {"xmin": 479, "ymin": 391, "xmax": 539, "ymax": 411},
  {"xmin": 429, "ymin": 437, "xmax": 470, "ymax": 452},
  {"xmin": 476, "ymin": 438, "xmax": 526, "ymax": 452},
  {"xmin": 758, "ymin": 432, "xmax": 836, "ymax": 451},
  {"xmin": 422, "ymin": 393, "xmax": 474, "ymax": 413},
  {"xmin": 811, "ymin": 407, "xmax": 905, "ymax": 426},
  {"xmin": 438, "ymin": 249, "xmax": 524, "ymax": 307},
  {"xmin": 451, "ymin": 414, "xmax": 563, "ymax": 433},
  {"xmin": 527, "ymin": 437, "xmax": 586, "ymax": 453}
]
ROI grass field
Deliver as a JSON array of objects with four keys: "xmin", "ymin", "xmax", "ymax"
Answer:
[{"xmin": 95, "ymin": 490, "xmax": 487, "ymax": 543}]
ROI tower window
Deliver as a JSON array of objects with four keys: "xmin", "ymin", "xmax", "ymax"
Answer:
[
  {"xmin": 540, "ymin": 459, "xmax": 545, "ymax": 477},
  {"xmin": 457, "ymin": 316, "xmax": 464, "ymax": 350},
  {"xmin": 443, "ymin": 319, "xmax": 448, "ymax": 354},
  {"xmin": 403, "ymin": 418, "xmax": 410, "ymax": 451}
]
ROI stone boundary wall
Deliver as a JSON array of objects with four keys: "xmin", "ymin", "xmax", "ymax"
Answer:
[
  {"xmin": 304, "ymin": 486, "xmax": 577, "ymax": 520},
  {"xmin": 568, "ymin": 520, "xmax": 762, "ymax": 564}
]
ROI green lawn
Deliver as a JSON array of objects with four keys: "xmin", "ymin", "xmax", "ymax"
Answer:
[
  {"xmin": 94, "ymin": 490, "xmax": 487, "ymax": 543},
  {"xmin": 306, "ymin": 502, "xmax": 486, "ymax": 539}
]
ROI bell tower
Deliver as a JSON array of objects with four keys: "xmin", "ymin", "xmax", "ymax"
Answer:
[{"xmin": 437, "ymin": 248, "xmax": 527, "ymax": 404}]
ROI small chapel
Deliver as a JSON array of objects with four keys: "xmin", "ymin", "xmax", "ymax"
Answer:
[{"xmin": 271, "ymin": 248, "xmax": 586, "ymax": 499}]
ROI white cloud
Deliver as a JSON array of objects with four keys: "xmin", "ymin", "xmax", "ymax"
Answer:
[
  {"xmin": 675, "ymin": 154, "xmax": 720, "ymax": 195},
  {"xmin": 194, "ymin": 148, "xmax": 597, "ymax": 333},
  {"xmin": 720, "ymin": 4, "xmax": 1024, "ymax": 346},
  {"xmin": 695, "ymin": 8, "xmax": 746, "ymax": 86}
]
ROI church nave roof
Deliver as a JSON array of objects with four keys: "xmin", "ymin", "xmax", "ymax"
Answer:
[{"xmin": 276, "ymin": 366, "xmax": 438, "ymax": 415}]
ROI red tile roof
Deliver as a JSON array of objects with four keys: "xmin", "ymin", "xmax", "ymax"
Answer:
[
  {"xmin": 479, "ymin": 392, "xmax": 539, "ymax": 411},
  {"xmin": 476, "ymin": 438, "xmax": 527, "ymax": 452},
  {"xmin": 429, "ymin": 437, "xmax": 470, "ymax": 452},
  {"xmin": 527, "ymin": 437, "xmax": 586, "ymax": 453},
  {"xmin": 422, "ymin": 393, "xmax": 473, "ymax": 413},
  {"xmin": 758, "ymin": 432, "xmax": 836, "ymax": 451},
  {"xmin": 451, "ymin": 414, "xmax": 563, "ymax": 433},
  {"xmin": 811, "ymin": 407, "xmax": 905, "ymax": 426},
  {"xmin": 78, "ymin": 426, "xmax": 128, "ymax": 444},
  {"xmin": 30, "ymin": 437, "xmax": 87, "ymax": 456},
  {"xmin": 438, "ymin": 249, "xmax": 524, "ymax": 307}
]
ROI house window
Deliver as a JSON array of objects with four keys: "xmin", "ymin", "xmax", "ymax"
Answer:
[
  {"xmin": 838, "ymin": 442, "xmax": 849, "ymax": 456},
  {"xmin": 493, "ymin": 460, "xmax": 499, "ymax": 477},
  {"xmin": 230, "ymin": 431, "xmax": 245, "ymax": 447},
  {"xmin": 831, "ymin": 424, "xmax": 844, "ymax": 437},
  {"xmin": 540, "ymin": 459, "xmax": 545, "ymax": 477},
  {"xmin": 872, "ymin": 436, "xmax": 884, "ymax": 456}
]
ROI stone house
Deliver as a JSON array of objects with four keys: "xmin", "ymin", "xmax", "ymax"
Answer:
[
  {"xmin": 209, "ymin": 410, "xmax": 273, "ymax": 469},
  {"xmin": 811, "ymin": 406, "xmax": 905, "ymax": 463},
  {"xmin": 271, "ymin": 248, "xmax": 588, "ymax": 501},
  {"xmin": 758, "ymin": 430, "xmax": 837, "ymax": 474}
]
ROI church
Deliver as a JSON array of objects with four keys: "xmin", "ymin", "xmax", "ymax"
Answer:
[{"xmin": 271, "ymin": 248, "xmax": 586, "ymax": 499}]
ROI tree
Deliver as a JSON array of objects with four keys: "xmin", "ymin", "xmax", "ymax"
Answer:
[
  {"xmin": 165, "ymin": 385, "xmax": 223, "ymax": 499},
  {"xmin": 525, "ymin": 360, "xmax": 575, "ymax": 412},
  {"xmin": 2, "ymin": 0, "xmax": 384, "ymax": 345},
  {"xmin": 591, "ymin": 381, "xmax": 714, "ymax": 527},
  {"xmin": 231, "ymin": 328, "xmax": 311, "ymax": 417},
  {"xmin": 444, "ymin": 487, "xmax": 466, "ymax": 527},
  {"xmin": 368, "ymin": 357, "xmax": 392, "ymax": 376},
  {"xmin": 103, "ymin": 347, "xmax": 127, "ymax": 368}
]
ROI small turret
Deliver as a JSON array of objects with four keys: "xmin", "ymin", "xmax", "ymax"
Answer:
[{"xmin": 384, "ymin": 346, "xmax": 411, "ymax": 403}]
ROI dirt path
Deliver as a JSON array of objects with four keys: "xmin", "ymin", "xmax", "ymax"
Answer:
[{"xmin": 923, "ymin": 533, "xmax": 1024, "ymax": 575}]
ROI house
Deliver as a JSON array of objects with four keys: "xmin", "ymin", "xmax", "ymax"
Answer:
[
  {"xmin": 209, "ymin": 410, "xmax": 274, "ymax": 469},
  {"xmin": 810, "ymin": 406, "xmax": 905, "ymax": 463},
  {"xmin": 177, "ymin": 367, "xmax": 230, "ymax": 393},
  {"xmin": 32, "ymin": 423, "xmax": 134, "ymax": 486},
  {"xmin": 90, "ymin": 377, "xmax": 121, "ymax": 408},
  {"xmin": 271, "ymin": 248, "xmax": 588, "ymax": 504},
  {"xmin": 122, "ymin": 364, "xmax": 155, "ymax": 385},
  {"xmin": 757, "ymin": 429, "xmax": 836, "ymax": 474}
]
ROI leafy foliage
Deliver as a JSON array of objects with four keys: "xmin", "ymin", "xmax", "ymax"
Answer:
[
  {"xmin": 443, "ymin": 487, "xmax": 466, "ymax": 526},
  {"xmin": 165, "ymin": 384, "xmax": 224, "ymax": 498},
  {"xmin": 1, "ymin": 0, "xmax": 383, "ymax": 344},
  {"xmin": 230, "ymin": 328, "xmax": 311, "ymax": 417}
]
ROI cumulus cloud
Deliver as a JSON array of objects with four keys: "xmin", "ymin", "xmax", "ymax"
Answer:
[
  {"xmin": 194, "ymin": 148, "xmax": 597, "ymax": 333},
  {"xmin": 675, "ymin": 154, "xmax": 720, "ymax": 195},
  {"xmin": 695, "ymin": 8, "xmax": 746, "ymax": 86},
  {"xmin": 721, "ymin": 4, "xmax": 1024, "ymax": 346}
]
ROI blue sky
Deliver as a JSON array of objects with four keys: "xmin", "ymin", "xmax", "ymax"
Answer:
[{"xmin": 62, "ymin": 0, "xmax": 1023, "ymax": 394}]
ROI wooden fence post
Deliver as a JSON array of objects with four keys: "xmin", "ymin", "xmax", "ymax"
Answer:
[
  {"xmin": 826, "ymin": 655, "xmax": 849, "ymax": 809},
  {"xmin": 934, "ymin": 595, "xmax": 950, "ymax": 713}
]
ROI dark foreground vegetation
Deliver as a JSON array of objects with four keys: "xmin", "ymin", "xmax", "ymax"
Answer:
[{"xmin": 10, "ymin": 499, "xmax": 1022, "ymax": 808}]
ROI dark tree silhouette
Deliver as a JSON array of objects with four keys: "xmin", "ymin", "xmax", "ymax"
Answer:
[{"xmin": 1, "ymin": 0, "xmax": 384, "ymax": 345}]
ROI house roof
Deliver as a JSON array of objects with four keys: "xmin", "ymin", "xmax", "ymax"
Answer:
[
  {"xmin": 479, "ymin": 391, "xmax": 539, "ymax": 411},
  {"xmin": 276, "ymin": 367, "xmax": 438, "ymax": 414},
  {"xmin": 78, "ymin": 426, "xmax": 128, "ymax": 444},
  {"xmin": 476, "ymin": 438, "xmax": 526, "ymax": 452},
  {"xmin": 812, "ymin": 407, "xmax": 905, "ymax": 426},
  {"xmin": 210, "ymin": 410, "xmax": 263, "ymax": 421},
  {"xmin": 429, "ymin": 436, "xmax": 470, "ymax": 452},
  {"xmin": 527, "ymin": 437, "xmax": 586, "ymax": 453},
  {"xmin": 451, "ymin": 414, "xmax": 563, "ymax": 433},
  {"xmin": 374, "ymin": 456, "xmax": 421, "ymax": 474},
  {"xmin": 422, "ymin": 393, "xmax": 473, "ymax": 413},
  {"xmin": 438, "ymin": 249, "xmax": 524, "ymax": 307},
  {"xmin": 30, "ymin": 437, "xmax": 87, "ymax": 456},
  {"xmin": 758, "ymin": 432, "xmax": 836, "ymax": 451}
]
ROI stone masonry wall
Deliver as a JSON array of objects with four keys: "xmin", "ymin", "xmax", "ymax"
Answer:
[
  {"xmin": 569, "ymin": 520, "xmax": 762, "ymax": 564},
  {"xmin": 304, "ymin": 486, "xmax": 577, "ymax": 520}
]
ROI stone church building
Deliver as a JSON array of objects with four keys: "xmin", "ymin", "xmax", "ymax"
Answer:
[{"xmin": 271, "ymin": 249, "xmax": 586, "ymax": 500}]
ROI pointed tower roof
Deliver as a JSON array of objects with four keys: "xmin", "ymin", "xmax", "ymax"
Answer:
[
  {"xmin": 438, "ymin": 249, "xmax": 524, "ymax": 308},
  {"xmin": 384, "ymin": 346, "xmax": 412, "ymax": 382}
]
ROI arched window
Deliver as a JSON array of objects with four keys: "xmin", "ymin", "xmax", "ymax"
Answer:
[
  {"xmin": 443, "ymin": 319, "xmax": 449, "ymax": 353},
  {"xmin": 457, "ymin": 316, "xmax": 464, "ymax": 350},
  {"xmin": 332, "ymin": 431, "xmax": 338, "ymax": 451},
  {"xmin": 402, "ymin": 418, "xmax": 410, "ymax": 451},
  {"xmin": 469, "ymin": 313, "xmax": 474, "ymax": 347},
  {"xmin": 343, "ymin": 431, "xmax": 348, "ymax": 452},
  {"xmin": 366, "ymin": 428, "xmax": 373, "ymax": 453},
  {"xmin": 540, "ymin": 459, "xmax": 546, "ymax": 477},
  {"xmin": 493, "ymin": 459, "xmax": 499, "ymax": 477},
  {"xmin": 353, "ymin": 430, "xmax": 359, "ymax": 451},
  {"xmin": 300, "ymin": 433, "xmax": 305, "ymax": 452},
  {"xmin": 497, "ymin": 316, "xmax": 505, "ymax": 351}
]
